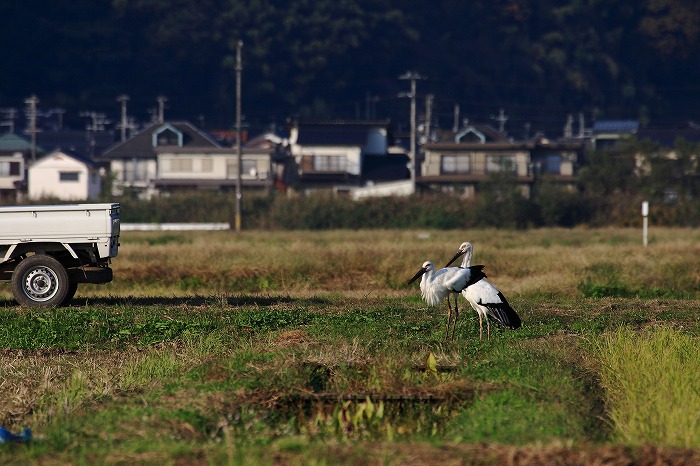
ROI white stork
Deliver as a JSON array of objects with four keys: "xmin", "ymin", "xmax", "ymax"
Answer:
[
  {"xmin": 445, "ymin": 242, "xmax": 521, "ymax": 340},
  {"xmin": 408, "ymin": 261, "xmax": 487, "ymax": 341}
]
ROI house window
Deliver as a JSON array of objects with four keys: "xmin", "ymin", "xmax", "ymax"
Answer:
[
  {"xmin": 157, "ymin": 129, "xmax": 180, "ymax": 146},
  {"xmin": 124, "ymin": 159, "xmax": 149, "ymax": 182},
  {"xmin": 199, "ymin": 158, "xmax": 213, "ymax": 172},
  {"xmin": 60, "ymin": 172, "xmax": 80, "ymax": 182},
  {"xmin": 314, "ymin": 155, "xmax": 345, "ymax": 171},
  {"xmin": 169, "ymin": 158, "xmax": 193, "ymax": 172},
  {"xmin": 0, "ymin": 161, "xmax": 20, "ymax": 177},
  {"xmin": 226, "ymin": 159, "xmax": 257, "ymax": 177},
  {"xmin": 242, "ymin": 159, "xmax": 257, "ymax": 177},
  {"xmin": 487, "ymin": 155, "xmax": 517, "ymax": 173},
  {"xmin": 543, "ymin": 154, "xmax": 562, "ymax": 174},
  {"xmin": 441, "ymin": 155, "xmax": 471, "ymax": 174}
]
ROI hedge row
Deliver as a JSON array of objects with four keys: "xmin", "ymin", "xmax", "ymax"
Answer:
[{"xmin": 113, "ymin": 189, "xmax": 700, "ymax": 229}]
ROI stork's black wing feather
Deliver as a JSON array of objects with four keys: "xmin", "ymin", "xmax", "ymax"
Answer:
[{"xmin": 480, "ymin": 292, "xmax": 522, "ymax": 329}]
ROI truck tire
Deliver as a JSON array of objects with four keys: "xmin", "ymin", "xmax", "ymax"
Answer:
[
  {"xmin": 11, "ymin": 255, "xmax": 70, "ymax": 307},
  {"xmin": 61, "ymin": 280, "xmax": 79, "ymax": 306}
]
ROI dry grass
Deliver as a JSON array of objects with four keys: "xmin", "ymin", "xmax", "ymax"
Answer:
[
  {"xmin": 2, "ymin": 227, "xmax": 697, "ymax": 300},
  {"xmin": 40, "ymin": 227, "xmax": 695, "ymax": 299}
]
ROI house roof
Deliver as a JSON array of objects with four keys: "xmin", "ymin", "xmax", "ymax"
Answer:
[
  {"xmin": 36, "ymin": 129, "xmax": 116, "ymax": 157},
  {"xmin": 593, "ymin": 120, "xmax": 639, "ymax": 133},
  {"xmin": 32, "ymin": 149, "xmax": 99, "ymax": 168},
  {"xmin": 293, "ymin": 120, "xmax": 391, "ymax": 146},
  {"xmin": 99, "ymin": 121, "xmax": 222, "ymax": 159},
  {"xmin": 455, "ymin": 124, "xmax": 509, "ymax": 143},
  {"xmin": 245, "ymin": 131, "xmax": 285, "ymax": 149},
  {"xmin": 0, "ymin": 133, "xmax": 36, "ymax": 152}
]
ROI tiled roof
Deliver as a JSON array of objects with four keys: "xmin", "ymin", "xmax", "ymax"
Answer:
[
  {"xmin": 593, "ymin": 120, "xmax": 639, "ymax": 133},
  {"xmin": 0, "ymin": 133, "xmax": 34, "ymax": 152},
  {"xmin": 99, "ymin": 121, "xmax": 221, "ymax": 159}
]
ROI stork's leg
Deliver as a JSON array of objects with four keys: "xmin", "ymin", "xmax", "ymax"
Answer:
[
  {"xmin": 451, "ymin": 294, "xmax": 459, "ymax": 341},
  {"xmin": 445, "ymin": 295, "xmax": 453, "ymax": 341},
  {"xmin": 479, "ymin": 314, "xmax": 483, "ymax": 341},
  {"xmin": 487, "ymin": 319, "xmax": 491, "ymax": 341}
]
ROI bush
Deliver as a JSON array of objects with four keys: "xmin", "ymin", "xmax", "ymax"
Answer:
[{"xmin": 10, "ymin": 187, "xmax": 700, "ymax": 229}]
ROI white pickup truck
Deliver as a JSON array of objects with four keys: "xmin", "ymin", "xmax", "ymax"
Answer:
[{"xmin": 0, "ymin": 203, "xmax": 120, "ymax": 307}]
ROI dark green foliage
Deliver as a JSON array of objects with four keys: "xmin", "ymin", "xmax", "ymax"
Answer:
[
  {"xmin": 99, "ymin": 185, "xmax": 700, "ymax": 229},
  {"xmin": 2, "ymin": 1, "xmax": 700, "ymax": 131},
  {"xmin": 533, "ymin": 181, "xmax": 592, "ymax": 227}
]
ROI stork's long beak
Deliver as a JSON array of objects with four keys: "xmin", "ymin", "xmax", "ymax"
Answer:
[
  {"xmin": 408, "ymin": 267, "xmax": 427, "ymax": 285},
  {"xmin": 444, "ymin": 249, "xmax": 465, "ymax": 268}
]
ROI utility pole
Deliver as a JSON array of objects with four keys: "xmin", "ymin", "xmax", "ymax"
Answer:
[
  {"xmin": 365, "ymin": 91, "xmax": 371, "ymax": 119},
  {"xmin": 156, "ymin": 95, "xmax": 168, "ymax": 123},
  {"xmin": 117, "ymin": 94, "xmax": 129, "ymax": 142},
  {"xmin": 234, "ymin": 40, "xmax": 243, "ymax": 232},
  {"xmin": 51, "ymin": 108, "xmax": 65, "ymax": 130},
  {"xmin": 399, "ymin": 72, "xmax": 424, "ymax": 191},
  {"xmin": 453, "ymin": 103, "xmax": 460, "ymax": 133},
  {"xmin": 24, "ymin": 95, "xmax": 39, "ymax": 162},
  {"xmin": 80, "ymin": 111, "xmax": 111, "ymax": 156},
  {"xmin": 424, "ymin": 94, "xmax": 434, "ymax": 144}
]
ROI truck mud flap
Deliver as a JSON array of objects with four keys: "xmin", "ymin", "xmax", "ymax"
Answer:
[{"xmin": 68, "ymin": 266, "xmax": 113, "ymax": 284}]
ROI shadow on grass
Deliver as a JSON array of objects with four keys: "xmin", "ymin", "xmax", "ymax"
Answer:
[{"xmin": 1, "ymin": 295, "xmax": 335, "ymax": 308}]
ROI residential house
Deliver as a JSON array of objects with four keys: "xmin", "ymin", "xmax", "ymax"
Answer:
[
  {"xmin": 529, "ymin": 136, "xmax": 581, "ymax": 183},
  {"xmin": 419, "ymin": 124, "xmax": 583, "ymax": 197},
  {"xmin": 0, "ymin": 152, "xmax": 24, "ymax": 200},
  {"xmin": 0, "ymin": 133, "xmax": 33, "ymax": 200},
  {"xmin": 286, "ymin": 119, "xmax": 409, "ymax": 194},
  {"xmin": 99, "ymin": 121, "xmax": 222, "ymax": 198},
  {"xmin": 591, "ymin": 120, "xmax": 639, "ymax": 151},
  {"xmin": 633, "ymin": 122, "xmax": 700, "ymax": 202},
  {"xmin": 28, "ymin": 150, "xmax": 101, "ymax": 200},
  {"xmin": 154, "ymin": 146, "xmax": 276, "ymax": 193}
]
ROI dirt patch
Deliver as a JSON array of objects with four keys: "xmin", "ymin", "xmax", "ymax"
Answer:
[
  {"xmin": 270, "ymin": 442, "xmax": 700, "ymax": 465},
  {"xmin": 271, "ymin": 329, "xmax": 313, "ymax": 349}
]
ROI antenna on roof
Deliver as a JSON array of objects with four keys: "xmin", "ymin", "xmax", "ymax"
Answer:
[
  {"xmin": 117, "ymin": 95, "xmax": 130, "ymax": 142},
  {"xmin": 156, "ymin": 95, "xmax": 168, "ymax": 124},
  {"xmin": 491, "ymin": 108, "xmax": 508, "ymax": 134},
  {"xmin": 24, "ymin": 95, "xmax": 39, "ymax": 162}
]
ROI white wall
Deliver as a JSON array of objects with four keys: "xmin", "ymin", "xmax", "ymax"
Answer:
[{"xmin": 28, "ymin": 152, "xmax": 101, "ymax": 200}]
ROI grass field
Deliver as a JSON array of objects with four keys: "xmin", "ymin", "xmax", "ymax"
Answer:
[{"xmin": 1, "ymin": 227, "xmax": 700, "ymax": 465}]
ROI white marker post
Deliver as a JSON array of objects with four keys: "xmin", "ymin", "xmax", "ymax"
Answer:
[{"xmin": 642, "ymin": 201, "xmax": 649, "ymax": 247}]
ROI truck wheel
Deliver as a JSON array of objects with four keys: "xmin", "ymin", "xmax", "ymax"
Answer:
[
  {"xmin": 61, "ymin": 280, "xmax": 79, "ymax": 306},
  {"xmin": 11, "ymin": 255, "xmax": 70, "ymax": 307}
]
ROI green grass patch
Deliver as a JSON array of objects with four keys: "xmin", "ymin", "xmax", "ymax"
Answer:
[
  {"xmin": 1, "ymin": 228, "xmax": 700, "ymax": 464},
  {"xmin": 596, "ymin": 326, "xmax": 700, "ymax": 448}
]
